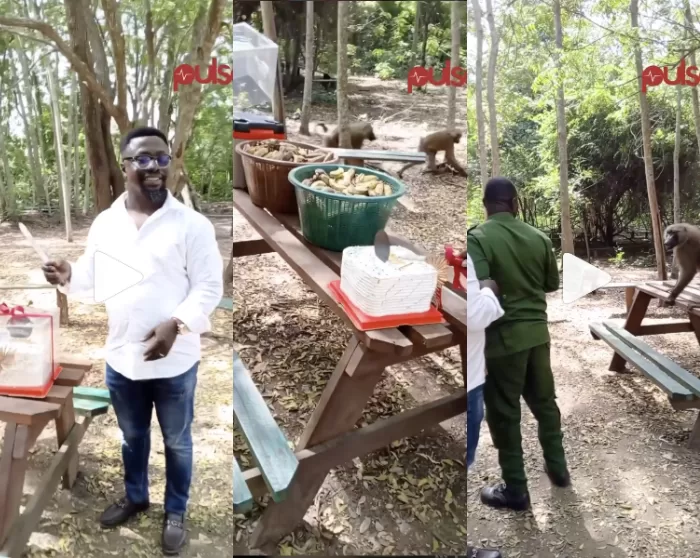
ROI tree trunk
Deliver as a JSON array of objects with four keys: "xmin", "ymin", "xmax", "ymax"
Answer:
[
  {"xmin": 261, "ymin": 1, "xmax": 286, "ymax": 124},
  {"xmin": 336, "ymin": 1, "xmax": 351, "ymax": 148},
  {"xmin": 0, "ymin": 90, "xmax": 16, "ymax": 218},
  {"xmin": 158, "ymin": 24, "xmax": 177, "ymax": 135},
  {"xmin": 684, "ymin": 0, "xmax": 700, "ymax": 158},
  {"xmin": 445, "ymin": 1, "xmax": 461, "ymax": 130},
  {"xmin": 299, "ymin": 1, "xmax": 315, "ymax": 135},
  {"xmin": 64, "ymin": 0, "xmax": 124, "ymax": 213},
  {"xmin": 45, "ymin": 54, "xmax": 73, "ymax": 241},
  {"xmin": 168, "ymin": 0, "xmax": 226, "ymax": 204},
  {"xmin": 631, "ymin": 0, "xmax": 666, "ymax": 279},
  {"xmin": 412, "ymin": 1, "xmax": 422, "ymax": 67},
  {"xmin": 471, "ymin": 0, "xmax": 489, "ymax": 186},
  {"xmin": 553, "ymin": 0, "xmax": 574, "ymax": 254},
  {"xmin": 484, "ymin": 0, "xmax": 500, "ymax": 176},
  {"xmin": 674, "ymin": 85, "xmax": 681, "ymax": 225}
]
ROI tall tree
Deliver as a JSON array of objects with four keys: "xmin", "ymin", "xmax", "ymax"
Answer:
[
  {"xmin": 446, "ymin": 1, "xmax": 461, "ymax": 130},
  {"xmin": 631, "ymin": 0, "xmax": 666, "ymax": 279},
  {"xmin": 336, "ymin": 1, "xmax": 351, "ymax": 148},
  {"xmin": 553, "ymin": 0, "xmax": 573, "ymax": 254},
  {"xmin": 471, "ymin": 0, "xmax": 488, "ymax": 186},
  {"xmin": 484, "ymin": 0, "xmax": 500, "ymax": 176},
  {"xmin": 299, "ymin": 1, "xmax": 315, "ymax": 135}
]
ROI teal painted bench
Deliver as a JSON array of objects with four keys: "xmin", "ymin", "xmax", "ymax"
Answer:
[
  {"xmin": 590, "ymin": 321, "xmax": 700, "ymax": 449},
  {"xmin": 73, "ymin": 386, "xmax": 111, "ymax": 417},
  {"xmin": 233, "ymin": 352, "xmax": 298, "ymax": 513},
  {"xmin": 218, "ymin": 297, "xmax": 233, "ymax": 311}
]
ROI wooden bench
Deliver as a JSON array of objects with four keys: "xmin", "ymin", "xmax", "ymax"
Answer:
[
  {"xmin": 233, "ymin": 352, "xmax": 298, "ymax": 514},
  {"xmin": 590, "ymin": 321, "xmax": 700, "ymax": 448},
  {"xmin": 218, "ymin": 297, "xmax": 233, "ymax": 311},
  {"xmin": 0, "ymin": 358, "xmax": 112, "ymax": 557}
]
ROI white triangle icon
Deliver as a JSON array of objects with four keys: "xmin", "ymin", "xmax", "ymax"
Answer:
[
  {"xmin": 93, "ymin": 251, "xmax": 144, "ymax": 303},
  {"xmin": 562, "ymin": 253, "xmax": 612, "ymax": 304}
]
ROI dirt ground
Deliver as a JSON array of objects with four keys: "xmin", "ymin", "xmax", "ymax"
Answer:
[
  {"xmin": 468, "ymin": 259, "xmax": 700, "ymax": 558},
  {"xmin": 233, "ymin": 77, "xmax": 468, "ymax": 555},
  {"xmin": 0, "ymin": 205, "xmax": 234, "ymax": 558}
]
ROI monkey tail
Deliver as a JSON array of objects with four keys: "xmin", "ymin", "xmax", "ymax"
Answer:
[{"xmin": 315, "ymin": 122, "xmax": 329, "ymax": 134}]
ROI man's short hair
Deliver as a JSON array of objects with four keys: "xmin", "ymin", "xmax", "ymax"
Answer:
[
  {"xmin": 483, "ymin": 177, "xmax": 517, "ymax": 203},
  {"xmin": 120, "ymin": 126, "xmax": 169, "ymax": 153}
]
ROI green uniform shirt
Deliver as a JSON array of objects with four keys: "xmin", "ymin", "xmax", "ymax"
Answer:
[{"xmin": 467, "ymin": 212, "xmax": 560, "ymax": 358}]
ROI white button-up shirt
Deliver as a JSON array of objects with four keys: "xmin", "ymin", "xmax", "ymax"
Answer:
[
  {"xmin": 466, "ymin": 253, "xmax": 504, "ymax": 392},
  {"xmin": 61, "ymin": 192, "xmax": 224, "ymax": 380}
]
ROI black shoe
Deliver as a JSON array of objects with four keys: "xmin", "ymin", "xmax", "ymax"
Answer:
[
  {"xmin": 162, "ymin": 512, "xmax": 187, "ymax": 555},
  {"xmin": 544, "ymin": 463, "xmax": 571, "ymax": 488},
  {"xmin": 467, "ymin": 545, "xmax": 503, "ymax": 558},
  {"xmin": 480, "ymin": 483, "xmax": 531, "ymax": 511},
  {"xmin": 99, "ymin": 497, "xmax": 149, "ymax": 527}
]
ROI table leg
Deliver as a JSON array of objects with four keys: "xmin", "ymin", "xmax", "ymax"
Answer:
[
  {"xmin": 250, "ymin": 337, "xmax": 391, "ymax": 548},
  {"xmin": 609, "ymin": 289, "xmax": 651, "ymax": 372},
  {"xmin": 56, "ymin": 397, "xmax": 79, "ymax": 488},
  {"xmin": 0, "ymin": 424, "xmax": 31, "ymax": 546}
]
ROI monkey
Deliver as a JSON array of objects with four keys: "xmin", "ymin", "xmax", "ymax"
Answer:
[
  {"xmin": 321, "ymin": 72, "xmax": 337, "ymax": 91},
  {"xmin": 662, "ymin": 223, "xmax": 700, "ymax": 305},
  {"xmin": 397, "ymin": 130, "xmax": 467, "ymax": 179},
  {"xmin": 315, "ymin": 121, "xmax": 377, "ymax": 149}
]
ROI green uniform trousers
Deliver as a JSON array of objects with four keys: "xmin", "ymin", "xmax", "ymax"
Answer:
[{"xmin": 484, "ymin": 342, "xmax": 567, "ymax": 491}]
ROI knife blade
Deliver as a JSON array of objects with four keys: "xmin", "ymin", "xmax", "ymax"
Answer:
[{"xmin": 18, "ymin": 222, "xmax": 50, "ymax": 264}]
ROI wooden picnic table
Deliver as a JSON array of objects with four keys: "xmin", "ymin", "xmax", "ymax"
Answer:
[
  {"xmin": 0, "ymin": 355, "xmax": 111, "ymax": 557},
  {"xmin": 232, "ymin": 190, "xmax": 466, "ymax": 549}
]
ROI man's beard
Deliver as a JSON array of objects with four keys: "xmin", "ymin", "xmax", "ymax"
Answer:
[{"xmin": 141, "ymin": 184, "xmax": 168, "ymax": 205}]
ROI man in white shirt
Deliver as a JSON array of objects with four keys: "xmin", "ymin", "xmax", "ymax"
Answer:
[
  {"xmin": 42, "ymin": 127, "xmax": 223, "ymax": 555},
  {"xmin": 465, "ymin": 251, "xmax": 505, "ymax": 558}
]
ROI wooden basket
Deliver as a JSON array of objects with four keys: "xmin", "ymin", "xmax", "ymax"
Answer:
[{"xmin": 235, "ymin": 140, "xmax": 338, "ymax": 214}]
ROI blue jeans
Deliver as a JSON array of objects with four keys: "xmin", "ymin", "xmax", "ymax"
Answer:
[
  {"xmin": 105, "ymin": 362, "xmax": 199, "ymax": 515},
  {"xmin": 467, "ymin": 385, "xmax": 485, "ymax": 469}
]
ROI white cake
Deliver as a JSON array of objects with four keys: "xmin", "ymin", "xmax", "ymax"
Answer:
[{"xmin": 340, "ymin": 245, "xmax": 438, "ymax": 317}]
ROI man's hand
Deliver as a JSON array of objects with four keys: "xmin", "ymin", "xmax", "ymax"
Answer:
[
  {"xmin": 41, "ymin": 260, "xmax": 71, "ymax": 286},
  {"xmin": 480, "ymin": 279, "xmax": 499, "ymax": 296},
  {"xmin": 142, "ymin": 319, "xmax": 179, "ymax": 361}
]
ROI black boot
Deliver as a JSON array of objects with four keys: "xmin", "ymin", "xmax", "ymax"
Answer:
[
  {"xmin": 99, "ymin": 497, "xmax": 149, "ymax": 527},
  {"xmin": 481, "ymin": 483, "xmax": 531, "ymax": 511},
  {"xmin": 467, "ymin": 545, "xmax": 504, "ymax": 558},
  {"xmin": 544, "ymin": 462, "xmax": 571, "ymax": 488},
  {"xmin": 162, "ymin": 512, "xmax": 187, "ymax": 555}
]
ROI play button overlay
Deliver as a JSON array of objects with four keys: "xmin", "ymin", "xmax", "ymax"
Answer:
[
  {"xmin": 94, "ymin": 251, "xmax": 144, "ymax": 303},
  {"xmin": 562, "ymin": 253, "xmax": 612, "ymax": 304}
]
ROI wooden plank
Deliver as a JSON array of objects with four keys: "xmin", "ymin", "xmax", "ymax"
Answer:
[
  {"xmin": 233, "ymin": 457, "xmax": 254, "ymax": 513},
  {"xmin": 57, "ymin": 355, "xmax": 92, "ymax": 371},
  {"xmin": 233, "ymin": 354, "xmax": 298, "ymax": 502},
  {"xmin": 638, "ymin": 321, "xmax": 694, "ymax": 335},
  {"xmin": 243, "ymin": 389, "xmax": 467, "ymax": 499},
  {"xmin": 233, "ymin": 192, "xmax": 413, "ymax": 355},
  {"xmin": 53, "ymin": 368, "xmax": 85, "ymax": 387},
  {"xmin": 590, "ymin": 322, "xmax": 694, "ymax": 400},
  {"xmin": 73, "ymin": 398, "xmax": 110, "ymax": 417},
  {"xmin": 403, "ymin": 323, "xmax": 453, "ymax": 348},
  {"xmin": 0, "ymin": 398, "xmax": 61, "ymax": 426},
  {"xmin": 231, "ymin": 238, "xmax": 274, "ymax": 258},
  {"xmin": 218, "ymin": 298, "xmax": 234, "ymax": 311},
  {"xmin": 72, "ymin": 386, "xmax": 110, "ymax": 403},
  {"xmin": 605, "ymin": 321, "xmax": 700, "ymax": 396},
  {"xmin": 0, "ymin": 417, "xmax": 91, "ymax": 557},
  {"xmin": 327, "ymin": 148, "xmax": 425, "ymax": 163}
]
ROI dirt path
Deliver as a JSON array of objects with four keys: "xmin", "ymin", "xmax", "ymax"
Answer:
[
  {"xmin": 234, "ymin": 78, "xmax": 467, "ymax": 555},
  {"xmin": 468, "ymin": 262, "xmax": 700, "ymax": 558},
  {"xmin": 0, "ymin": 211, "xmax": 233, "ymax": 558}
]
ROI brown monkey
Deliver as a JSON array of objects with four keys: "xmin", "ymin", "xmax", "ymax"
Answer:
[
  {"xmin": 315, "ymin": 122, "xmax": 377, "ymax": 149},
  {"xmin": 398, "ymin": 130, "xmax": 467, "ymax": 178},
  {"xmin": 663, "ymin": 223, "xmax": 700, "ymax": 305}
]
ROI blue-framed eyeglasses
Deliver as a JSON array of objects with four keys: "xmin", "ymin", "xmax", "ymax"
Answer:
[{"xmin": 123, "ymin": 154, "xmax": 172, "ymax": 170}]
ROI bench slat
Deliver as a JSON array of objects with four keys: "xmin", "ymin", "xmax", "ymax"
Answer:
[
  {"xmin": 233, "ymin": 354, "xmax": 298, "ymax": 502},
  {"xmin": 218, "ymin": 297, "xmax": 233, "ymax": 310},
  {"xmin": 327, "ymin": 148, "xmax": 425, "ymax": 163},
  {"xmin": 73, "ymin": 398, "xmax": 110, "ymax": 417},
  {"xmin": 603, "ymin": 321, "xmax": 700, "ymax": 397},
  {"xmin": 73, "ymin": 386, "xmax": 111, "ymax": 403},
  {"xmin": 590, "ymin": 322, "xmax": 695, "ymax": 400},
  {"xmin": 233, "ymin": 457, "xmax": 254, "ymax": 513}
]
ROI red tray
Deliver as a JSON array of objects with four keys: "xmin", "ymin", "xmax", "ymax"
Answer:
[{"xmin": 329, "ymin": 280, "xmax": 445, "ymax": 331}]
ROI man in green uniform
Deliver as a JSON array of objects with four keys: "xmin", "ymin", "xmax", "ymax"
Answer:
[{"xmin": 467, "ymin": 177, "xmax": 570, "ymax": 512}]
